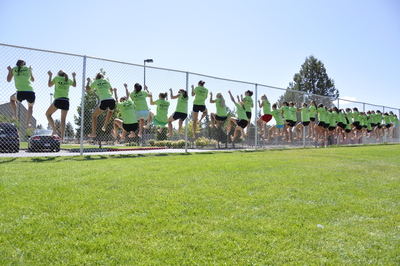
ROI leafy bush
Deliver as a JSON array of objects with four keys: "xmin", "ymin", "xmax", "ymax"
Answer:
[
  {"xmin": 194, "ymin": 137, "xmax": 211, "ymax": 148},
  {"xmin": 125, "ymin": 142, "xmax": 138, "ymax": 146},
  {"xmin": 148, "ymin": 139, "xmax": 156, "ymax": 146}
]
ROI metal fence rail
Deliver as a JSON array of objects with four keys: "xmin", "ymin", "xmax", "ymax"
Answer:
[{"xmin": 1, "ymin": 43, "xmax": 399, "ymax": 157}]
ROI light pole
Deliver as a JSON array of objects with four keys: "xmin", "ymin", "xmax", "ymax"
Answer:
[{"xmin": 143, "ymin": 59, "xmax": 153, "ymax": 87}]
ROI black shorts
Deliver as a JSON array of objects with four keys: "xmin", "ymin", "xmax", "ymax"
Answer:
[
  {"xmin": 286, "ymin": 120, "xmax": 296, "ymax": 127},
  {"xmin": 302, "ymin": 121, "xmax": 310, "ymax": 126},
  {"xmin": 99, "ymin": 99, "xmax": 116, "ymax": 111},
  {"xmin": 337, "ymin": 122, "xmax": 346, "ymax": 129},
  {"xmin": 16, "ymin": 91, "xmax": 35, "ymax": 103},
  {"xmin": 54, "ymin": 98, "xmax": 70, "ymax": 110},
  {"xmin": 328, "ymin": 126, "xmax": 336, "ymax": 131},
  {"xmin": 353, "ymin": 121, "xmax": 360, "ymax": 127},
  {"xmin": 371, "ymin": 123, "xmax": 376, "ymax": 127},
  {"xmin": 123, "ymin": 123, "xmax": 139, "ymax": 132},
  {"xmin": 356, "ymin": 125, "xmax": 363, "ymax": 130},
  {"xmin": 192, "ymin": 105, "xmax": 206, "ymax": 113},
  {"xmin": 385, "ymin": 124, "xmax": 392, "ymax": 128},
  {"xmin": 236, "ymin": 119, "xmax": 248, "ymax": 129},
  {"xmin": 215, "ymin": 115, "xmax": 227, "ymax": 121},
  {"xmin": 345, "ymin": 129, "xmax": 351, "ymax": 133},
  {"xmin": 323, "ymin": 123, "xmax": 330, "ymax": 129},
  {"xmin": 246, "ymin": 111, "xmax": 252, "ymax": 119},
  {"xmin": 363, "ymin": 125, "xmax": 367, "ymax": 129},
  {"xmin": 310, "ymin": 117, "xmax": 316, "ymax": 122},
  {"xmin": 172, "ymin": 112, "xmax": 188, "ymax": 121},
  {"xmin": 318, "ymin": 121, "xmax": 325, "ymax": 127}
]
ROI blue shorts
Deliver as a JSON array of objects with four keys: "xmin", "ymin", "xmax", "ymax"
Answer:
[
  {"xmin": 136, "ymin": 110, "xmax": 150, "ymax": 120},
  {"xmin": 276, "ymin": 124, "xmax": 284, "ymax": 129}
]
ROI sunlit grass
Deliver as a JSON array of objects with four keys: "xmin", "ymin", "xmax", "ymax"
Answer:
[{"xmin": 0, "ymin": 145, "xmax": 399, "ymax": 264}]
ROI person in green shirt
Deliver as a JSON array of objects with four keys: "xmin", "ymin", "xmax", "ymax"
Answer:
[
  {"xmin": 294, "ymin": 102, "xmax": 310, "ymax": 140},
  {"xmin": 111, "ymin": 88, "xmax": 139, "ymax": 141},
  {"xmin": 315, "ymin": 104, "xmax": 327, "ymax": 142},
  {"xmin": 191, "ymin": 80, "xmax": 208, "ymax": 138},
  {"xmin": 86, "ymin": 73, "xmax": 116, "ymax": 138},
  {"xmin": 209, "ymin": 92, "xmax": 227, "ymax": 129},
  {"xmin": 257, "ymin": 94, "xmax": 272, "ymax": 138},
  {"xmin": 237, "ymin": 90, "xmax": 254, "ymax": 136},
  {"xmin": 46, "ymin": 70, "xmax": 76, "ymax": 141},
  {"xmin": 7, "ymin": 59, "xmax": 35, "ymax": 127},
  {"xmin": 227, "ymin": 90, "xmax": 248, "ymax": 142},
  {"xmin": 126, "ymin": 83, "xmax": 150, "ymax": 138},
  {"xmin": 280, "ymin": 101, "xmax": 294, "ymax": 142},
  {"xmin": 391, "ymin": 114, "xmax": 399, "ymax": 138},
  {"xmin": 147, "ymin": 92, "xmax": 170, "ymax": 134},
  {"xmin": 307, "ymin": 100, "xmax": 317, "ymax": 139},
  {"xmin": 166, "ymin": 88, "xmax": 188, "ymax": 137},
  {"xmin": 265, "ymin": 103, "xmax": 284, "ymax": 143}
]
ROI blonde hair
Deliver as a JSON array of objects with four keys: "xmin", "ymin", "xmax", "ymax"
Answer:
[{"xmin": 216, "ymin": 93, "xmax": 226, "ymax": 108}]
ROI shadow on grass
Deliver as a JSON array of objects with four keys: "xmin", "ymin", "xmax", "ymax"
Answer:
[
  {"xmin": 30, "ymin": 157, "xmax": 57, "ymax": 163},
  {"xmin": 0, "ymin": 158, "xmax": 18, "ymax": 164}
]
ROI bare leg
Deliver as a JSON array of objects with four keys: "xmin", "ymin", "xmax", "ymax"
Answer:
[
  {"xmin": 25, "ymin": 102, "xmax": 34, "ymax": 127},
  {"xmin": 138, "ymin": 118, "xmax": 144, "ymax": 138},
  {"xmin": 111, "ymin": 118, "xmax": 123, "ymax": 139},
  {"xmin": 60, "ymin": 110, "xmax": 68, "ymax": 142},
  {"xmin": 210, "ymin": 113, "xmax": 215, "ymax": 128},
  {"xmin": 10, "ymin": 94, "xmax": 17, "ymax": 120},
  {"xmin": 198, "ymin": 110, "xmax": 207, "ymax": 124},
  {"xmin": 46, "ymin": 104, "xmax": 59, "ymax": 136},
  {"xmin": 192, "ymin": 112, "xmax": 199, "ymax": 138},
  {"xmin": 178, "ymin": 119, "xmax": 183, "ymax": 133},
  {"xmin": 102, "ymin": 109, "xmax": 114, "ymax": 131},
  {"xmin": 88, "ymin": 107, "xmax": 104, "ymax": 138},
  {"xmin": 144, "ymin": 112, "xmax": 154, "ymax": 129},
  {"xmin": 166, "ymin": 116, "xmax": 174, "ymax": 137}
]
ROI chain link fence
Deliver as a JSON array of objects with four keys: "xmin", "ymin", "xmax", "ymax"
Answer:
[{"xmin": 1, "ymin": 43, "xmax": 399, "ymax": 157}]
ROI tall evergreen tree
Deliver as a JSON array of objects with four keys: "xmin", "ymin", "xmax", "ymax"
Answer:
[{"xmin": 279, "ymin": 55, "xmax": 339, "ymax": 107}]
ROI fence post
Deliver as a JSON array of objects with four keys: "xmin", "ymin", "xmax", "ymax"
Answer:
[
  {"xmin": 185, "ymin": 72, "xmax": 189, "ymax": 152},
  {"xmin": 79, "ymin": 55, "xmax": 87, "ymax": 155},
  {"xmin": 254, "ymin": 83, "xmax": 258, "ymax": 149}
]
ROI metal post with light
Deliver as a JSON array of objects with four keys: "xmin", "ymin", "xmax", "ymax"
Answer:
[{"xmin": 143, "ymin": 59, "xmax": 153, "ymax": 87}]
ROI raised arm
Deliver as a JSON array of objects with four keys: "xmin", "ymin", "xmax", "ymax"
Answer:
[
  {"xmin": 72, "ymin": 72, "xmax": 77, "ymax": 87},
  {"xmin": 258, "ymin": 99, "xmax": 263, "ymax": 108},
  {"xmin": 144, "ymin": 85, "xmax": 149, "ymax": 93},
  {"xmin": 148, "ymin": 92, "xmax": 155, "ymax": 105},
  {"xmin": 124, "ymin": 83, "xmax": 130, "ymax": 98},
  {"xmin": 113, "ymin": 88, "xmax": 118, "ymax": 102},
  {"xmin": 47, "ymin": 71, "xmax": 54, "ymax": 87},
  {"xmin": 170, "ymin": 88, "xmax": 180, "ymax": 99},
  {"xmin": 209, "ymin": 92, "xmax": 215, "ymax": 103},
  {"xmin": 191, "ymin": 85, "xmax": 195, "ymax": 97},
  {"xmin": 86, "ymin": 77, "xmax": 91, "ymax": 91},
  {"xmin": 29, "ymin": 66, "xmax": 35, "ymax": 82},
  {"xmin": 228, "ymin": 90, "xmax": 236, "ymax": 104},
  {"xmin": 6, "ymin": 66, "xmax": 13, "ymax": 82}
]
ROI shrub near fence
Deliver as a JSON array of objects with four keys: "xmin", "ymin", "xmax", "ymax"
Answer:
[{"xmin": 0, "ymin": 43, "xmax": 399, "ymax": 157}]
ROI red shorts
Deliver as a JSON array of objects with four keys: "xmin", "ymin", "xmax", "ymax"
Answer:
[{"xmin": 260, "ymin": 114, "xmax": 272, "ymax": 123}]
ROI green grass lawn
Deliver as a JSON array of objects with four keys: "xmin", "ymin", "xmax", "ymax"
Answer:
[{"xmin": 0, "ymin": 145, "xmax": 399, "ymax": 265}]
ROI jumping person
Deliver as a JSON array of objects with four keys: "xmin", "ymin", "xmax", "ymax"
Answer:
[
  {"xmin": 257, "ymin": 94, "xmax": 272, "ymax": 138},
  {"xmin": 86, "ymin": 73, "xmax": 116, "ymax": 138},
  {"xmin": 6, "ymin": 59, "xmax": 35, "ymax": 127},
  {"xmin": 166, "ymin": 88, "xmax": 188, "ymax": 137},
  {"xmin": 46, "ymin": 70, "xmax": 76, "ymax": 141},
  {"xmin": 265, "ymin": 103, "xmax": 284, "ymax": 143},
  {"xmin": 280, "ymin": 101, "xmax": 294, "ymax": 142},
  {"xmin": 111, "ymin": 88, "xmax": 138, "ymax": 141},
  {"xmin": 227, "ymin": 90, "xmax": 248, "ymax": 142},
  {"xmin": 191, "ymin": 80, "xmax": 208, "ymax": 138},
  {"xmin": 147, "ymin": 92, "xmax": 170, "ymax": 134},
  {"xmin": 126, "ymin": 83, "xmax": 150, "ymax": 138},
  {"xmin": 209, "ymin": 92, "xmax": 227, "ymax": 129},
  {"xmin": 238, "ymin": 90, "xmax": 254, "ymax": 136}
]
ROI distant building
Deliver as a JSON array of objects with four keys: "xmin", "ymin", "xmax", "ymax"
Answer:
[{"xmin": 0, "ymin": 101, "xmax": 37, "ymax": 139}]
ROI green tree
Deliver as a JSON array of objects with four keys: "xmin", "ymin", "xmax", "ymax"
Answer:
[
  {"xmin": 279, "ymin": 55, "xmax": 339, "ymax": 107},
  {"xmin": 65, "ymin": 122, "xmax": 75, "ymax": 140}
]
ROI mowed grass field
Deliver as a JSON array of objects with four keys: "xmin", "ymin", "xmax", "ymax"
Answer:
[{"xmin": 0, "ymin": 145, "xmax": 399, "ymax": 265}]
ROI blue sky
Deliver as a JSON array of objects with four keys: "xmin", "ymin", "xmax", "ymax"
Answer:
[{"xmin": 1, "ymin": 0, "xmax": 399, "ymax": 127}]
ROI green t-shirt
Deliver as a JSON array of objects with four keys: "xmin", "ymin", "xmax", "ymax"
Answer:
[
  {"xmin": 271, "ymin": 109, "xmax": 284, "ymax": 125},
  {"xmin": 290, "ymin": 106, "xmax": 297, "ymax": 122},
  {"xmin": 317, "ymin": 107, "xmax": 325, "ymax": 122},
  {"xmin": 235, "ymin": 103, "xmax": 248, "ymax": 121},
  {"xmin": 215, "ymin": 98, "xmax": 227, "ymax": 117},
  {"xmin": 301, "ymin": 107, "xmax": 310, "ymax": 122},
  {"xmin": 52, "ymin": 76, "xmax": 73, "ymax": 99},
  {"xmin": 175, "ymin": 94, "xmax": 188, "ymax": 114},
  {"xmin": 346, "ymin": 111, "xmax": 353, "ymax": 124},
  {"xmin": 130, "ymin": 90, "xmax": 149, "ymax": 111},
  {"xmin": 328, "ymin": 112, "xmax": 336, "ymax": 127},
  {"xmin": 309, "ymin": 105, "xmax": 317, "ymax": 118},
  {"xmin": 383, "ymin": 115, "xmax": 391, "ymax": 124},
  {"xmin": 12, "ymin": 66, "xmax": 33, "ymax": 91},
  {"xmin": 360, "ymin": 114, "xmax": 367, "ymax": 126},
  {"xmin": 280, "ymin": 105, "xmax": 293, "ymax": 121},
  {"xmin": 339, "ymin": 112, "xmax": 346, "ymax": 124},
  {"xmin": 118, "ymin": 99, "xmax": 137, "ymax": 124},
  {"xmin": 244, "ymin": 96, "xmax": 253, "ymax": 112},
  {"xmin": 193, "ymin": 86, "xmax": 208, "ymax": 105},
  {"xmin": 155, "ymin": 99, "xmax": 170, "ymax": 123},
  {"xmin": 393, "ymin": 116, "xmax": 399, "ymax": 126},
  {"xmin": 262, "ymin": 100, "xmax": 272, "ymax": 115},
  {"xmin": 353, "ymin": 111, "xmax": 360, "ymax": 122},
  {"xmin": 89, "ymin": 78, "xmax": 113, "ymax": 101},
  {"xmin": 375, "ymin": 113, "xmax": 383, "ymax": 124}
]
